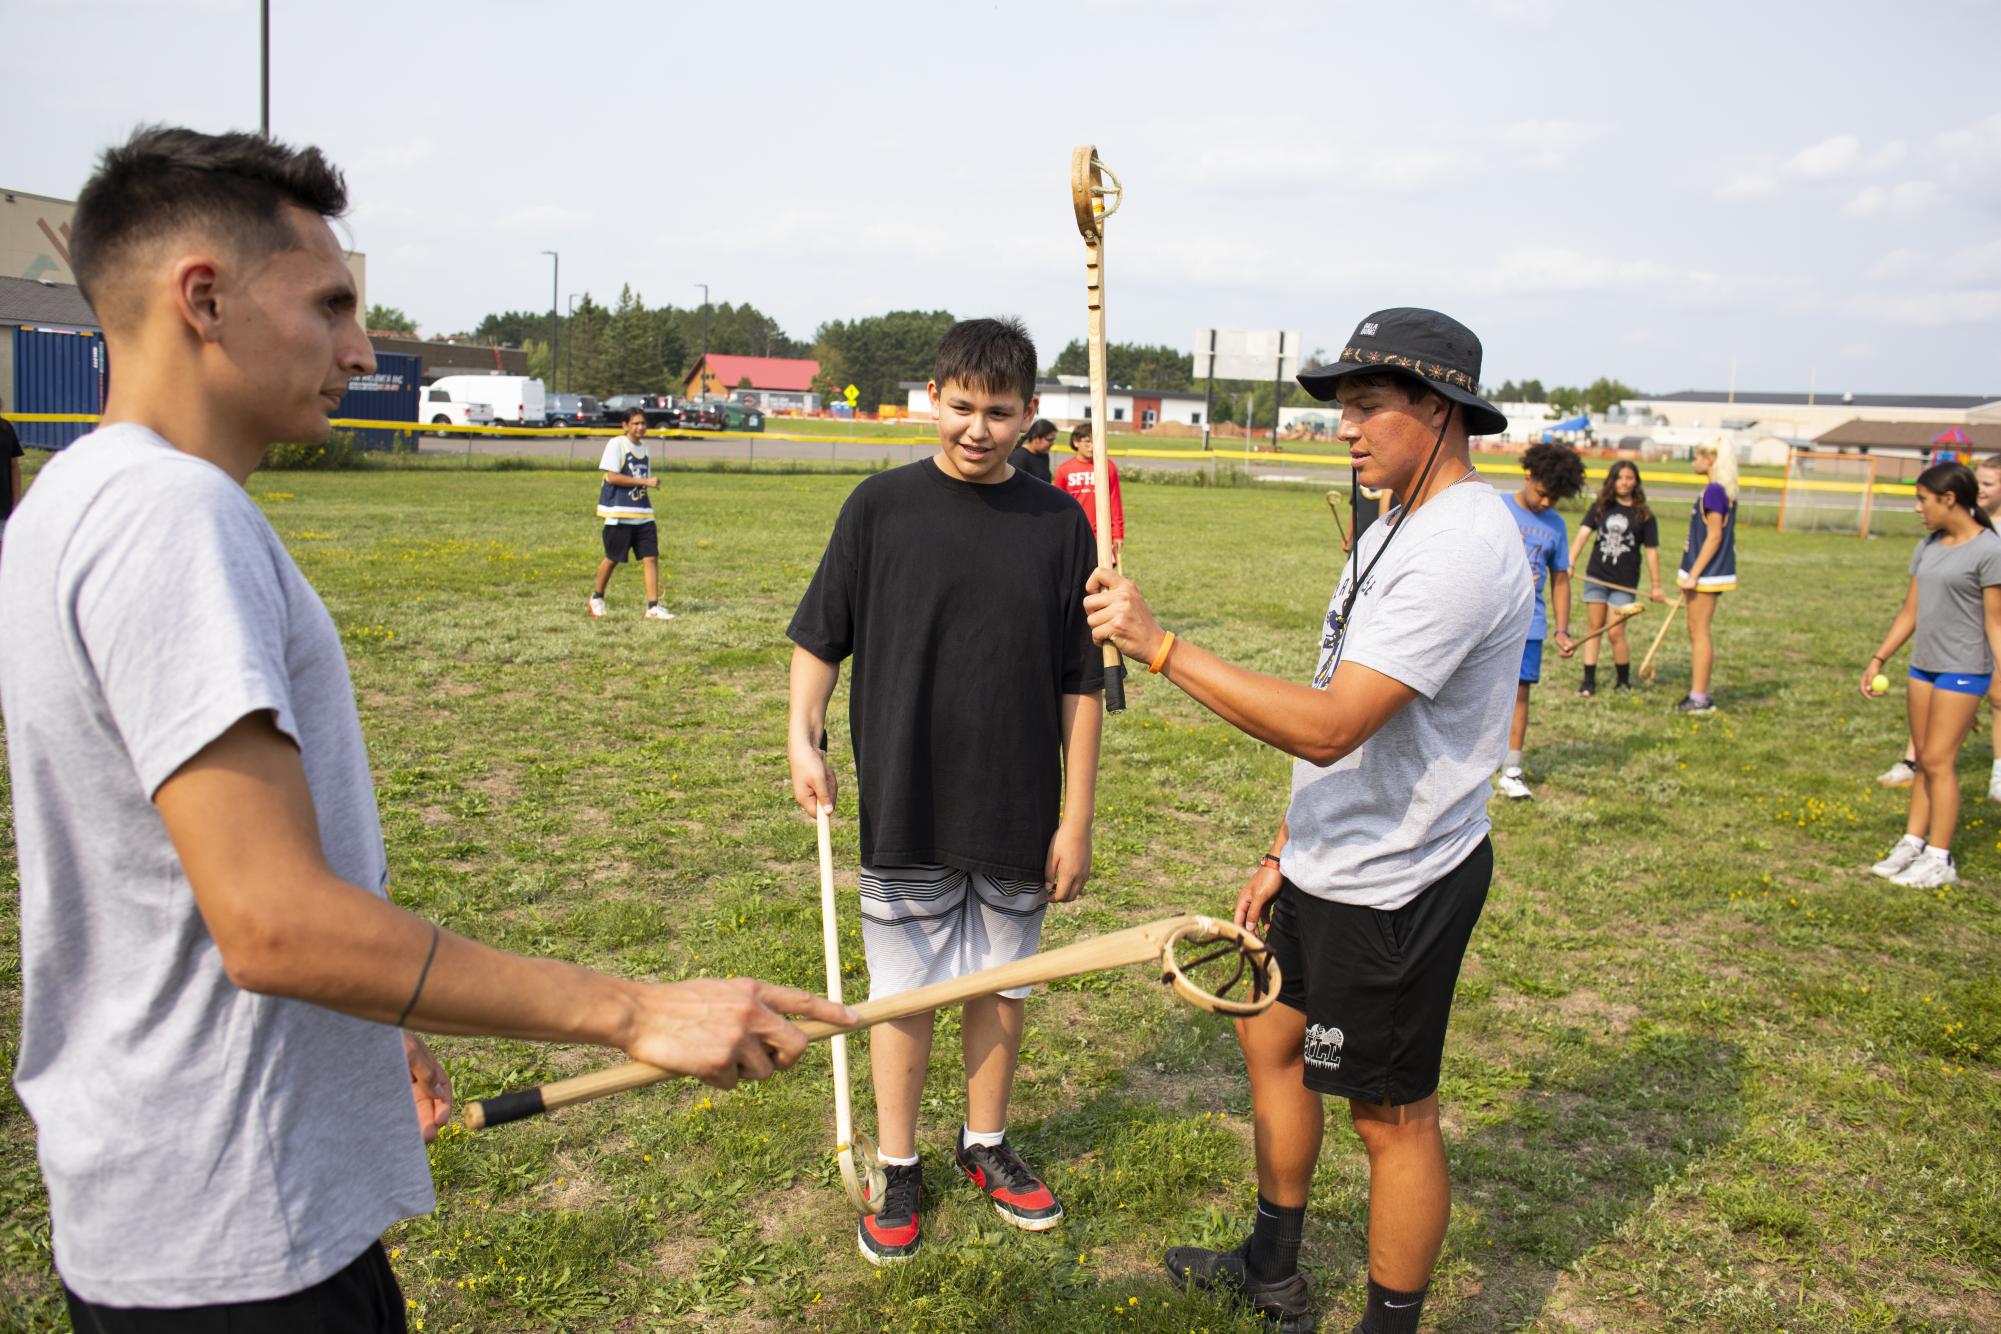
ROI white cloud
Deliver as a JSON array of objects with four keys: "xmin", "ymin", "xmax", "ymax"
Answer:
[
  {"xmin": 1715, "ymin": 161, "xmax": 1777, "ymax": 200},
  {"xmin": 1934, "ymin": 112, "xmax": 2001, "ymax": 179},
  {"xmin": 1866, "ymin": 248, "xmax": 1927, "ymax": 281},
  {"xmin": 1184, "ymin": 141, "xmax": 1459, "ymax": 195},
  {"xmin": 494, "ymin": 205, "xmax": 592, "ymax": 233},
  {"xmin": 1841, "ymin": 180, "xmax": 1941, "ymax": 217},
  {"xmin": 1500, "ymin": 119, "xmax": 1613, "ymax": 170},
  {"xmin": 1947, "ymin": 237, "xmax": 2001, "ymax": 284},
  {"xmin": 1782, "ymin": 134, "xmax": 1906, "ymax": 181},
  {"xmin": 1851, "ymin": 289, "xmax": 2001, "ymax": 325}
]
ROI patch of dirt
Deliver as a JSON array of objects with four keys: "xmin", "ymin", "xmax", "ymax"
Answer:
[
  {"xmin": 538, "ymin": 1154, "xmax": 609, "ymax": 1212},
  {"xmin": 651, "ymin": 1231, "xmax": 704, "ymax": 1281},
  {"xmin": 468, "ymin": 768, "xmax": 520, "ymax": 802},
  {"xmin": 753, "ymin": 1181, "xmax": 831, "ymax": 1245},
  {"xmin": 1554, "ymin": 988, "xmax": 1641, "ymax": 1034},
  {"xmin": 418, "ymin": 805, "xmax": 450, "ymax": 826}
]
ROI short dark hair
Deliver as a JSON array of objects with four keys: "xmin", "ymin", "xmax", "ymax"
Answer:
[
  {"xmin": 624, "ymin": 406, "xmax": 648, "ymax": 423},
  {"xmin": 933, "ymin": 317, "xmax": 1037, "ymax": 406},
  {"xmin": 70, "ymin": 125, "xmax": 349, "ymax": 311},
  {"xmin": 1024, "ymin": 417, "xmax": 1057, "ymax": 443},
  {"xmin": 1071, "ymin": 421, "xmax": 1093, "ymax": 445},
  {"xmin": 1521, "ymin": 441, "xmax": 1586, "ymax": 501},
  {"xmin": 1330, "ymin": 369, "xmax": 1437, "ymax": 408}
]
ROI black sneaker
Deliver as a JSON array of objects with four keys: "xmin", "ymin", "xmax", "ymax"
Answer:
[
  {"xmin": 1577, "ymin": 682, "xmax": 1596, "ymax": 697},
  {"xmin": 1612, "ymin": 679, "xmax": 1632, "ymax": 692},
  {"xmin": 856, "ymin": 1161, "xmax": 923, "ymax": 1266},
  {"xmin": 1163, "ymin": 1238, "xmax": 1317, "ymax": 1332},
  {"xmin": 954, "ymin": 1130, "xmax": 1063, "ymax": 1230}
]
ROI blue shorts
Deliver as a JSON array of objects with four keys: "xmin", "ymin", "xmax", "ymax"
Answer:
[
  {"xmin": 1581, "ymin": 583, "xmax": 1636, "ymax": 606},
  {"xmin": 1909, "ymin": 666, "xmax": 1993, "ymax": 696},
  {"xmin": 1520, "ymin": 638, "xmax": 1543, "ymax": 685}
]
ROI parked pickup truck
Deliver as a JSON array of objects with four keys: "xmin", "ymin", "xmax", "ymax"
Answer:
[
  {"xmin": 418, "ymin": 385, "xmax": 496, "ymax": 428},
  {"xmin": 601, "ymin": 394, "xmax": 679, "ymax": 429}
]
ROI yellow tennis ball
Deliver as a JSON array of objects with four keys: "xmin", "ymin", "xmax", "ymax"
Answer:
[{"xmin": 1872, "ymin": 673, "xmax": 1891, "ymax": 695}]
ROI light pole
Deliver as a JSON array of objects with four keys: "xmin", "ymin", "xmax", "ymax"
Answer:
[
  {"xmin": 259, "ymin": 0, "xmax": 269, "ymax": 135},
  {"xmin": 541, "ymin": 251, "xmax": 558, "ymax": 393},
  {"xmin": 693, "ymin": 282, "xmax": 709, "ymax": 399},
  {"xmin": 565, "ymin": 293, "xmax": 580, "ymax": 392}
]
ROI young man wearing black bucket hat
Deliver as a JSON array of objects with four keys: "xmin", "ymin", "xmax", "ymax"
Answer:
[{"xmin": 1085, "ymin": 309, "xmax": 1531, "ymax": 1333}]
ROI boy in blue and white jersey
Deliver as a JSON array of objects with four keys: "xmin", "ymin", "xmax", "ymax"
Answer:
[
  {"xmin": 1496, "ymin": 442, "xmax": 1586, "ymax": 799},
  {"xmin": 589, "ymin": 406, "xmax": 672, "ymax": 620}
]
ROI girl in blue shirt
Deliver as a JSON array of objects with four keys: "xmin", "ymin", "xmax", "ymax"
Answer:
[{"xmin": 1675, "ymin": 443, "xmax": 1738, "ymax": 714}]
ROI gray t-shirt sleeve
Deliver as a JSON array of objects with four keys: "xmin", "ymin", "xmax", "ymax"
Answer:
[
  {"xmin": 71, "ymin": 470, "xmax": 298, "ymax": 796},
  {"xmin": 1979, "ymin": 532, "xmax": 2001, "ymax": 588},
  {"xmin": 1340, "ymin": 529, "xmax": 1514, "ymax": 698}
]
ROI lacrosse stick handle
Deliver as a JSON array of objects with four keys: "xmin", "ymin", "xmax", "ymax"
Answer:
[
  {"xmin": 1567, "ymin": 603, "xmax": 1647, "ymax": 650},
  {"xmin": 1075, "ymin": 144, "xmax": 1126, "ymax": 713},
  {"xmin": 464, "ymin": 915, "xmax": 1273, "ymax": 1129},
  {"xmin": 1638, "ymin": 595, "xmax": 1683, "ymax": 680},
  {"xmin": 1579, "ymin": 573, "xmax": 1640, "ymax": 594}
]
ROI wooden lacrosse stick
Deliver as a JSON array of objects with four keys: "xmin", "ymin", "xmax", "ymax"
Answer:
[
  {"xmin": 1565, "ymin": 602, "xmax": 1646, "ymax": 651},
  {"xmin": 462, "ymin": 915, "xmax": 1278, "ymax": 1130},
  {"xmin": 1325, "ymin": 489, "xmax": 1351, "ymax": 553},
  {"xmin": 817, "ymin": 806, "xmax": 884, "ymax": 1215},
  {"xmin": 1638, "ymin": 595, "xmax": 1684, "ymax": 681},
  {"xmin": 1072, "ymin": 144, "xmax": 1127, "ymax": 712},
  {"xmin": 1579, "ymin": 573, "xmax": 1639, "ymax": 595}
]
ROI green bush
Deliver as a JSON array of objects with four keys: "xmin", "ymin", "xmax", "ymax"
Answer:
[{"xmin": 264, "ymin": 431, "xmax": 365, "ymax": 470}]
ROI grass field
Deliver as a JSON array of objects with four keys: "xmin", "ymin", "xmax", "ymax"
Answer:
[{"xmin": 1, "ymin": 463, "xmax": 1996, "ymax": 1332}]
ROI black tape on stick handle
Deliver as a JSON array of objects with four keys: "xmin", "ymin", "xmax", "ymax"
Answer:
[
  {"xmin": 1104, "ymin": 662, "xmax": 1126, "ymax": 713},
  {"xmin": 471, "ymin": 1087, "xmax": 546, "ymax": 1129}
]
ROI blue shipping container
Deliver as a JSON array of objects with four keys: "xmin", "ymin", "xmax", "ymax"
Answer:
[
  {"xmin": 12, "ymin": 326, "xmax": 107, "ymax": 449},
  {"xmin": 336, "ymin": 351, "xmax": 420, "ymax": 451}
]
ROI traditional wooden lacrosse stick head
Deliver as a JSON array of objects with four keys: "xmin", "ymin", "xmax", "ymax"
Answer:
[
  {"xmin": 1070, "ymin": 145, "xmax": 1123, "ymax": 244},
  {"xmin": 839, "ymin": 1129, "xmax": 887, "ymax": 1216},
  {"xmin": 1156, "ymin": 916, "xmax": 1281, "ymax": 1017}
]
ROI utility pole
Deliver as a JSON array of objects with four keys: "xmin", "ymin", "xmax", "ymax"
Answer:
[
  {"xmin": 541, "ymin": 251, "xmax": 558, "ymax": 392},
  {"xmin": 259, "ymin": 0, "xmax": 270, "ymax": 135},
  {"xmin": 693, "ymin": 282, "xmax": 710, "ymax": 399},
  {"xmin": 566, "ymin": 293, "xmax": 579, "ymax": 392}
]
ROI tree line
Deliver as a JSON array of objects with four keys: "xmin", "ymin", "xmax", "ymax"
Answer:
[{"xmin": 366, "ymin": 302, "xmax": 1638, "ymax": 419}]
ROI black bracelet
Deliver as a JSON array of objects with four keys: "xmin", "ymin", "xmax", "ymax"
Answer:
[
  {"xmin": 395, "ymin": 923, "xmax": 442, "ymax": 1028},
  {"xmin": 1259, "ymin": 853, "xmax": 1282, "ymax": 869}
]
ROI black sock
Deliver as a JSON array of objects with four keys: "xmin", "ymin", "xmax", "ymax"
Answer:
[
  {"xmin": 647, "ymin": 599, "xmax": 659, "ymax": 609},
  {"xmin": 1615, "ymin": 662, "xmax": 1631, "ymax": 686},
  {"xmin": 1244, "ymin": 1195, "xmax": 1305, "ymax": 1282},
  {"xmin": 1357, "ymin": 1276, "xmax": 1427, "ymax": 1334},
  {"xmin": 1581, "ymin": 664, "xmax": 1597, "ymax": 689}
]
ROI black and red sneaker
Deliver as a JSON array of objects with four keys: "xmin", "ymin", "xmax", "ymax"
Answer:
[
  {"xmin": 856, "ymin": 1161, "xmax": 923, "ymax": 1266},
  {"xmin": 955, "ymin": 1130, "xmax": 1064, "ymax": 1231}
]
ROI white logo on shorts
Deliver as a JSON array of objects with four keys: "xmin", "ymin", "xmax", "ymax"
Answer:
[{"xmin": 1303, "ymin": 1023, "xmax": 1345, "ymax": 1071}]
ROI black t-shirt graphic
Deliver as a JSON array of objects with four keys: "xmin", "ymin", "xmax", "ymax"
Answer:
[
  {"xmin": 1582, "ymin": 500, "xmax": 1657, "ymax": 589},
  {"xmin": 788, "ymin": 460, "xmax": 1103, "ymax": 877}
]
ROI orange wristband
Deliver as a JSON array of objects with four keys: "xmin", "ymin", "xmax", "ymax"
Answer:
[{"xmin": 1148, "ymin": 630, "xmax": 1177, "ymax": 675}]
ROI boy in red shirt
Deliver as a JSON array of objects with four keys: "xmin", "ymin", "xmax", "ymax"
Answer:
[{"xmin": 1055, "ymin": 421, "xmax": 1124, "ymax": 569}]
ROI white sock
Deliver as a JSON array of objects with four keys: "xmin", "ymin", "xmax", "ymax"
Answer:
[
  {"xmin": 961, "ymin": 1124, "xmax": 1006, "ymax": 1149},
  {"xmin": 1990, "ymin": 757, "xmax": 2001, "ymax": 776},
  {"xmin": 1504, "ymin": 749, "xmax": 1523, "ymax": 772},
  {"xmin": 1924, "ymin": 845, "xmax": 1952, "ymax": 862},
  {"xmin": 878, "ymin": 1149, "xmax": 919, "ymax": 1167},
  {"xmin": 1897, "ymin": 833, "xmax": 1924, "ymax": 848}
]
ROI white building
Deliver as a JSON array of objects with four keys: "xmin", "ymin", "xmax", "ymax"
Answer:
[{"xmin": 901, "ymin": 375, "xmax": 1210, "ymax": 429}]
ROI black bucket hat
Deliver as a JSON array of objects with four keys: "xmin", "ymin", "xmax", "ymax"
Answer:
[{"xmin": 1296, "ymin": 307, "xmax": 1508, "ymax": 437}]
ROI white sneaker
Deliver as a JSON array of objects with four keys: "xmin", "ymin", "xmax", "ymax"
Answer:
[
  {"xmin": 1988, "ymin": 772, "xmax": 2001, "ymax": 803},
  {"xmin": 1890, "ymin": 850, "xmax": 1959, "ymax": 889},
  {"xmin": 1871, "ymin": 838, "xmax": 1924, "ymax": 879},
  {"xmin": 588, "ymin": 595, "xmax": 607, "ymax": 619},
  {"xmin": 1876, "ymin": 759, "xmax": 1917, "ymax": 788},
  {"xmin": 1495, "ymin": 769, "xmax": 1533, "ymax": 800},
  {"xmin": 643, "ymin": 604, "xmax": 676, "ymax": 621}
]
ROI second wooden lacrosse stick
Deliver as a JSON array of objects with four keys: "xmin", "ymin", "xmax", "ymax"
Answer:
[
  {"xmin": 1638, "ymin": 595, "xmax": 1684, "ymax": 681},
  {"xmin": 1073, "ymin": 143, "xmax": 1127, "ymax": 713},
  {"xmin": 818, "ymin": 805, "xmax": 885, "ymax": 1215},
  {"xmin": 1565, "ymin": 602, "xmax": 1646, "ymax": 651},
  {"xmin": 1325, "ymin": 489, "xmax": 1351, "ymax": 553},
  {"xmin": 462, "ymin": 914, "xmax": 1278, "ymax": 1130}
]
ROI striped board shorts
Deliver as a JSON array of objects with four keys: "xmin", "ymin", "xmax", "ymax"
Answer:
[{"xmin": 859, "ymin": 864, "xmax": 1051, "ymax": 1001}]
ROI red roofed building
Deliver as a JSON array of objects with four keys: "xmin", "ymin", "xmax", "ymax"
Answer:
[{"xmin": 683, "ymin": 354, "xmax": 822, "ymax": 412}]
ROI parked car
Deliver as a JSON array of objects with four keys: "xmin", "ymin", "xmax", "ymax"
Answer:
[
  {"xmin": 675, "ymin": 401, "xmax": 727, "ymax": 432},
  {"xmin": 716, "ymin": 400, "xmax": 765, "ymax": 432},
  {"xmin": 428, "ymin": 374, "xmax": 547, "ymax": 427},
  {"xmin": 545, "ymin": 393, "xmax": 602, "ymax": 431},
  {"xmin": 417, "ymin": 385, "xmax": 496, "ymax": 428},
  {"xmin": 601, "ymin": 394, "xmax": 678, "ymax": 428}
]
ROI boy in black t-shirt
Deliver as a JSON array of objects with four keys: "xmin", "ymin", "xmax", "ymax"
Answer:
[{"xmin": 786, "ymin": 318, "xmax": 1103, "ymax": 1266}]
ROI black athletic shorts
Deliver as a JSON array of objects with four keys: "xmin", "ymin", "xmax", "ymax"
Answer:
[
  {"xmin": 63, "ymin": 1241, "xmax": 405, "ymax": 1333},
  {"xmin": 1265, "ymin": 836, "xmax": 1491, "ymax": 1106},
  {"xmin": 602, "ymin": 520, "xmax": 659, "ymax": 562}
]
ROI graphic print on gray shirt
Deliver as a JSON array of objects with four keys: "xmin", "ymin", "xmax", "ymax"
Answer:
[{"xmin": 0, "ymin": 424, "xmax": 433, "ymax": 1306}]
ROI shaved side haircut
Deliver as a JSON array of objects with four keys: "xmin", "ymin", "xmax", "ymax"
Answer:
[{"xmin": 70, "ymin": 125, "xmax": 349, "ymax": 318}]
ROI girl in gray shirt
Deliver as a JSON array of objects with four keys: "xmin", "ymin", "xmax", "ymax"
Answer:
[{"xmin": 1862, "ymin": 461, "xmax": 2001, "ymax": 890}]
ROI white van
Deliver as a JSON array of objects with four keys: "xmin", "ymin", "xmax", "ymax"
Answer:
[
  {"xmin": 429, "ymin": 375, "xmax": 548, "ymax": 427},
  {"xmin": 417, "ymin": 384, "xmax": 496, "ymax": 428}
]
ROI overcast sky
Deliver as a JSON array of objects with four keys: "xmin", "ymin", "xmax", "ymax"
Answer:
[{"xmin": 6, "ymin": 0, "xmax": 1999, "ymax": 396}]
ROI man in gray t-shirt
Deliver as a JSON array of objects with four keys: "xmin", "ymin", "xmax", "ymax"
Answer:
[
  {"xmin": 0, "ymin": 125, "xmax": 850, "ymax": 1328},
  {"xmin": 1085, "ymin": 308, "xmax": 1529, "ymax": 1334}
]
